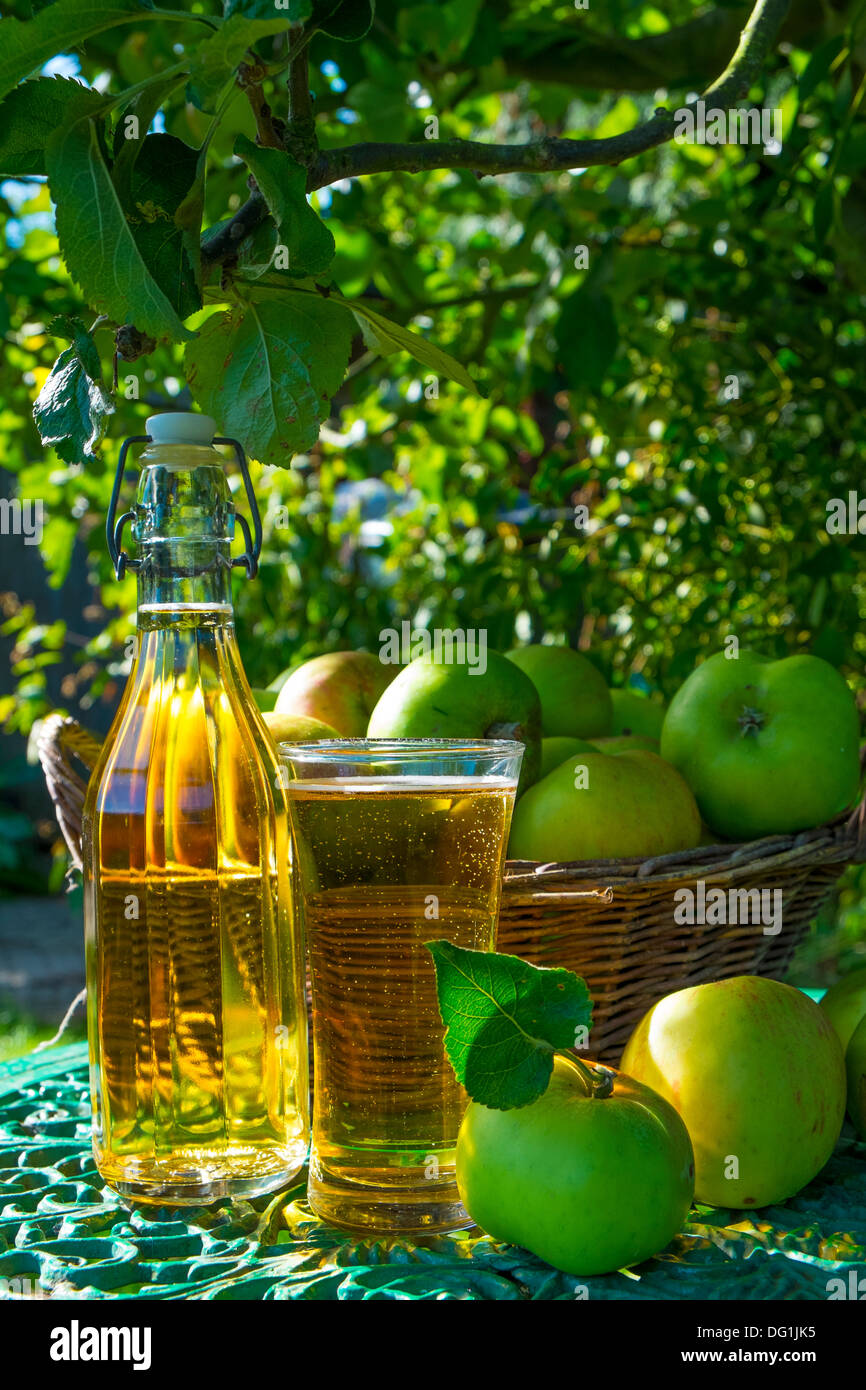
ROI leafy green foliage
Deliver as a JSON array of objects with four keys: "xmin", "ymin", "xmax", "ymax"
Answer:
[
  {"xmin": 0, "ymin": 77, "xmax": 107, "ymax": 176},
  {"xmin": 346, "ymin": 296, "xmax": 481, "ymax": 395},
  {"xmin": 555, "ymin": 287, "xmax": 618, "ymax": 393},
  {"xmin": 186, "ymin": 15, "xmax": 291, "ymax": 111},
  {"xmin": 426, "ymin": 940, "xmax": 593, "ymax": 1109},
  {"xmin": 124, "ymin": 135, "xmax": 203, "ymax": 321},
  {"xmin": 47, "ymin": 118, "xmax": 193, "ymax": 342},
  {"xmin": 0, "ymin": 0, "xmax": 154, "ymax": 103},
  {"xmin": 33, "ymin": 319, "xmax": 113, "ymax": 464},
  {"xmin": 2, "ymin": 0, "xmax": 865, "ymax": 824},
  {"xmin": 185, "ymin": 289, "xmax": 355, "ymax": 460},
  {"xmin": 234, "ymin": 135, "xmax": 335, "ymax": 275}
]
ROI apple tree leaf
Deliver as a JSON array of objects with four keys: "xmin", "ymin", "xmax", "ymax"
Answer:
[
  {"xmin": 46, "ymin": 118, "xmax": 194, "ymax": 342},
  {"xmin": 34, "ymin": 317, "xmax": 114, "ymax": 464},
  {"xmin": 426, "ymin": 940, "xmax": 593, "ymax": 1110},
  {"xmin": 340, "ymin": 296, "xmax": 481, "ymax": 395},
  {"xmin": 0, "ymin": 76, "xmax": 107, "ymax": 177},
  {"xmin": 187, "ymin": 14, "xmax": 296, "ymax": 111},
  {"xmin": 185, "ymin": 288, "xmax": 354, "ymax": 464},
  {"xmin": 111, "ymin": 72, "xmax": 189, "ymax": 206},
  {"xmin": 124, "ymin": 133, "xmax": 203, "ymax": 320},
  {"xmin": 0, "ymin": 0, "xmax": 155, "ymax": 103},
  {"xmin": 234, "ymin": 135, "xmax": 335, "ymax": 276}
]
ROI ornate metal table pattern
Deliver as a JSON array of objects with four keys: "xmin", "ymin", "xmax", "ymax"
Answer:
[{"xmin": 1, "ymin": 1044, "xmax": 864, "ymax": 1301}]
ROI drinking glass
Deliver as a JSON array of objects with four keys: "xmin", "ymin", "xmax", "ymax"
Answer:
[{"xmin": 279, "ymin": 738, "xmax": 523, "ymax": 1234}]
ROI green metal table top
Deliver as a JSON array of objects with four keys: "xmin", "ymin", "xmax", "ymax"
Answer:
[{"xmin": 1, "ymin": 1043, "xmax": 864, "ymax": 1301}]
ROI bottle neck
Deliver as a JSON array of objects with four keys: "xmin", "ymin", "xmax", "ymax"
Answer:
[
  {"xmin": 137, "ymin": 542, "xmax": 234, "ymax": 614},
  {"xmin": 132, "ymin": 446, "xmax": 237, "ymax": 619}
]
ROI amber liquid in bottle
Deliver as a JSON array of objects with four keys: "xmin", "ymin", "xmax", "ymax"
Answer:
[{"xmin": 82, "ymin": 425, "xmax": 308, "ymax": 1204}]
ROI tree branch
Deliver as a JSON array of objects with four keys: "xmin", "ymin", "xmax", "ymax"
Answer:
[
  {"xmin": 286, "ymin": 44, "xmax": 318, "ymax": 168},
  {"xmin": 239, "ymin": 60, "xmax": 284, "ymax": 149},
  {"xmin": 307, "ymin": 0, "xmax": 790, "ymax": 191},
  {"xmin": 201, "ymin": 193, "xmax": 266, "ymax": 267}
]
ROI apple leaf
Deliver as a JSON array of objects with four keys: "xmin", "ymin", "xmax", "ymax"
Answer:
[
  {"xmin": 0, "ymin": 0, "xmax": 154, "ymax": 103},
  {"xmin": 340, "ymin": 296, "xmax": 481, "ymax": 395},
  {"xmin": 0, "ymin": 77, "xmax": 107, "ymax": 177},
  {"xmin": 185, "ymin": 288, "xmax": 354, "ymax": 463},
  {"xmin": 111, "ymin": 72, "xmax": 189, "ymax": 206},
  {"xmin": 234, "ymin": 135, "xmax": 335, "ymax": 275},
  {"xmin": 187, "ymin": 14, "xmax": 296, "ymax": 111},
  {"xmin": 47, "ymin": 118, "xmax": 194, "ymax": 342},
  {"xmin": 34, "ymin": 317, "xmax": 114, "ymax": 464},
  {"xmin": 124, "ymin": 134, "xmax": 203, "ymax": 320},
  {"xmin": 426, "ymin": 940, "xmax": 593, "ymax": 1110}
]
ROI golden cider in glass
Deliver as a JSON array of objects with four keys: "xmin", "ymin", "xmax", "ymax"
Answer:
[{"xmin": 282, "ymin": 748, "xmax": 520, "ymax": 1233}]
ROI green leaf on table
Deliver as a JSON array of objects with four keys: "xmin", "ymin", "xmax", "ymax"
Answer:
[
  {"xmin": 426, "ymin": 940, "xmax": 593, "ymax": 1110},
  {"xmin": 185, "ymin": 288, "xmax": 354, "ymax": 463},
  {"xmin": 188, "ymin": 13, "xmax": 296, "ymax": 111},
  {"xmin": 0, "ymin": 0, "xmax": 155, "ymax": 103},
  {"xmin": 555, "ymin": 287, "xmax": 618, "ymax": 392},
  {"xmin": 310, "ymin": 0, "xmax": 375, "ymax": 42},
  {"xmin": 234, "ymin": 135, "xmax": 335, "ymax": 275},
  {"xmin": 339, "ymin": 296, "xmax": 481, "ymax": 395},
  {"xmin": 34, "ymin": 317, "xmax": 114, "ymax": 464},
  {"xmin": 46, "ymin": 119, "xmax": 194, "ymax": 342},
  {"xmin": 0, "ymin": 77, "xmax": 106, "ymax": 176}
]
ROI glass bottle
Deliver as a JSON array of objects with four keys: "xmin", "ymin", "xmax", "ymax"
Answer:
[{"xmin": 81, "ymin": 412, "xmax": 308, "ymax": 1204}]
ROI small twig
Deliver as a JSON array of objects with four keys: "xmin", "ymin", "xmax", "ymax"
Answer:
[{"xmin": 238, "ymin": 59, "xmax": 284, "ymax": 150}]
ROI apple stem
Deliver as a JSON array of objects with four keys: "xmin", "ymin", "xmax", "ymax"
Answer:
[
  {"xmin": 737, "ymin": 705, "xmax": 766, "ymax": 737},
  {"xmin": 556, "ymin": 1050, "xmax": 616, "ymax": 1099}
]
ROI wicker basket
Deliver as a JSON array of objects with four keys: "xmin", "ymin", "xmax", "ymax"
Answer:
[{"xmin": 37, "ymin": 714, "xmax": 866, "ymax": 1061}]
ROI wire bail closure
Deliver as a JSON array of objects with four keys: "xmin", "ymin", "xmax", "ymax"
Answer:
[{"xmin": 105, "ymin": 434, "xmax": 263, "ymax": 581}]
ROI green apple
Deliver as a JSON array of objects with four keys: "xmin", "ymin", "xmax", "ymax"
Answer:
[
  {"xmin": 252, "ymin": 687, "xmax": 278, "ymax": 713},
  {"xmin": 457, "ymin": 1055, "xmax": 694, "ymax": 1277},
  {"xmin": 845, "ymin": 1013, "xmax": 866, "ymax": 1139},
  {"xmin": 505, "ymin": 646, "xmax": 612, "ymax": 739},
  {"xmin": 593, "ymin": 733, "xmax": 659, "ymax": 754},
  {"xmin": 508, "ymin": 749, "xmax": 701, "ymax": 861},
  {"xmin": 661, "ymin": 650, "xmax": 861, "ymax": 840},
  {"xmin": 275, "ymin": 651, "xmax": 393, "ymax": 737},
  {"xmin": 539, "ymin": 736, "xmax": 598, "ymax": 780},
  {"xmin": 610, "ymin": 688, "xmax": 666, "ymax": 740},
  {"xmin": 621, "ymin": 976, "xmax": 847, "ymax": 1208},
  {"xmin": 262, "ymin": 711, "xmax": 340, "ymax": 743},
  {"xmin": 820, "ymin": 966, "xmax": 866, "ymax": 1054},
  {"xmin": 367, "ymin": 649, "xmax": 542, "ymax": 791}
]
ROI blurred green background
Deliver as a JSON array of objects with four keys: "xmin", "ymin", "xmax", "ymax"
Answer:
[{"xmin": 1, "ymin": 0, "xmax": 866, "ymax": 1053}]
